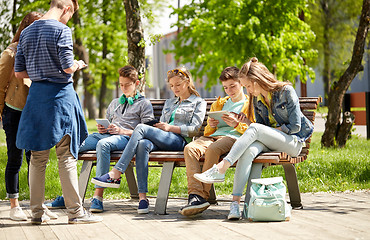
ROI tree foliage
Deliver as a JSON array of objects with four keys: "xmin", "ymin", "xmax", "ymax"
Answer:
[
  {"xmin": 82, "ymin": 0, "xmax": 128, "ymax": 94},
  {"xmin": 0, "ymin": 0, "xmax": 49, "ymax": 52},
  {"xmin": 170, "ymin": 0, "xmax": 317, "ymax": 87},
  {"xmin": 308, "ymin": 0, "xmax": 364, "ymax": 102}
]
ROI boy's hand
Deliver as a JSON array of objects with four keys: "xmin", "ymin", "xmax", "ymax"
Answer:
[
  {"xmin": 154, "ymin": 122, "xmax": 172, "ymax": 132},
  {"xmin": 208, "ymin": 117, "xmax": 219, "ymax": 128},
  {"xmin": 74, "ymin": 60, "xmax": 88, "ymax": 70},
  {"xmin": 222, "ymin": 113, "xmax": 239, "ymax": 128},
  {"xmin": 97, "ymin": 124, "xmax": 108, "ymax": 134},
  {"xmin": 107, "ymin": 123, "xmax": 121, "ymax": 135}
]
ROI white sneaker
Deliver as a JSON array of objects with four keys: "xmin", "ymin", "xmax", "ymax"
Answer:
[
  {"xmin": 10, "ymin": 206, "xmax": 27, "ymax": 221},
  {"xmin": 68, "ymin": 210, "xmax": 103, "ymax": 224},
  {"xmin": 228, "ymin": 201, "xmax": 241, "ymax": 220},
  {"xmin": 194, "ymin": 164, "xmax": 225, "ymax": 184},
  {"xmin": 43, "ymin": 204, "xmax": 58, "ymax": 219},
  {"xmin": 41, "ymin": 213, "xmax": 50, "ymax": 222}
]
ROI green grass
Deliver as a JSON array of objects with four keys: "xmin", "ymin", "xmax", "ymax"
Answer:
[{"xmin": 1, "ymin": 120, "xmax": 369, "ymax": 201}]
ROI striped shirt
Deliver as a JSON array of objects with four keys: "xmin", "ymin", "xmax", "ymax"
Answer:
[{"xmin": 15, "ymin": 19, "xmax": 74, "ymax": 83}]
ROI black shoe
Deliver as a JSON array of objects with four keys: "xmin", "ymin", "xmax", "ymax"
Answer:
[
  {"xmin": 179, "ymin": 194, "xmax": 210, "ymax": 216},
  {"xmin": 31, "ymin": 217, "xmax": 42, "ymax": 225}
]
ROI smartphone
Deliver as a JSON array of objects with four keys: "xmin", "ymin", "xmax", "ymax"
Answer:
[{"xmin": 144, "ymin": 119, "xmax": 160, "ymax": 126}]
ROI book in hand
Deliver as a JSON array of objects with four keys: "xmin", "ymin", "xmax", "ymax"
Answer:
[
  {"xmin": 95, "ymin": 119, "xmax": 111, "ymax": 128},
  {"xmin": 207, "ymin": 111, "xmax": 235, "ymax": 127},
  {"xmin": 144, "ymin": 119, "xmax": 160, "ymax": 126}
]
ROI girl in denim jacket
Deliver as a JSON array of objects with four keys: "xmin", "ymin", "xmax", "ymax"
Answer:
[
  {"xmin": 93, "ymin": 67, "xmax": 207, "ymax": 214},
  {"xmin": 195, "ymin": 57, "xmax": 314, "ymax": 220}
]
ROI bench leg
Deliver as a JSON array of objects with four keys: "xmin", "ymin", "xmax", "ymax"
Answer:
[
  {"xmin": 208, "ymin": 184, "xmax": 217, "ymax": 204},
  {"xmin": 78, "ymin": 161, "xmax": 94, "ymax": 202},
  {"xmin": 154, "ymin": 161, "xmax": 175, "ymax": 215},
  {"xmin": 283, "ymin": 164, "xmax": 303, "ymax": 209},
  {"xmin": 242, "ymin": 163, "xmax": 263, "ymax": 218},
  {"xmin": 124, "ymin": 163, "xmax": 139, "ymax": 199}
]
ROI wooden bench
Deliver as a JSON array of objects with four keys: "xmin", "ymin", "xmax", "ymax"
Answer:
[{"xmin": 78, "ymin": 97, "xmax": 321, "ymax": 214}]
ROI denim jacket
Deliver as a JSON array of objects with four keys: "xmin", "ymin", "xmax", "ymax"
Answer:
[
  {"xmin": 160, "ymin": 94, "xmax": 207, "ymax": 138},
  {"xmin": 253, "ymin": 85, "xmax": 313, "ymax": 142}
]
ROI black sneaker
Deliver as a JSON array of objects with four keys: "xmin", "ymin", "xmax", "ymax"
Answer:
[
  {"xmin": 31, "ymin": 217, "xmax": 42, "ymax": 225},
  {"xmin": 137, "ymin": 199, "xmax": 149, "ymax": 214},
  {"xmin": 179, "ymin": 194, "xmax": 210, "ymax": 216}
]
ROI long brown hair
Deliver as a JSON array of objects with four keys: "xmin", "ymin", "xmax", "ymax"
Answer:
[
  {"xmin": 239, "ymin": 57, "xmax": 290, "ymax": 92},
  {"xmin": 240, "ymin": 57, "xmax": 291, "ymax": 113},
  {"xmin": 167, "ymin": 66, "xmax": 200, "ymax": 97},
  {"xmin": 12, "ymin": 12, "xmax": 43, "ymax": 43}
]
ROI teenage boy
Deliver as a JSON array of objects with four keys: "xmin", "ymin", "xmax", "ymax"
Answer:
[
  {"xmin": 179, "ymin": 66, "xmax": 254, "ymax": 216},
  {"xmin": 46, "ymin": 66, "xmax": 154, "ymax": 213},
  {"xmin": 14, "ymin": 0, "xmax": 102, "ymax": 224}
]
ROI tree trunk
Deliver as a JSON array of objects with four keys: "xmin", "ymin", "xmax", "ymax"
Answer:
[
  {"xmin": 98, "ymin": 0, "xmax": 109, "ymax": 118},
  {"xmin": 321, "ymin": 0, "xmax": 331, "ymax": 104},
  {"xmin": 337, "ymin": 112, "xmax": 355, "ymax": 148},
  {"xmin": 72, "ymin": 10, "xmax": 96, "ymax": 119},
  {"xmin": 321, "ymin": 0, "xmax": 370, "ymax": 148},
  {"xmin": 12, "ymin": 0, "xmax": 17, "ymax": 35},
  {"xmin": 99, "ymin": 35, "xmax": 108, "ymax": 118},
  {"xmin": 299, "ymin": 10, "xmax": 307, "ymax": 97},
  {"xmin": 124, "ymin": 0, "xmax": 146, "ymax": 93}
]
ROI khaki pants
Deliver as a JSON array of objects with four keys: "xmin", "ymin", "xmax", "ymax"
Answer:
[
  {"xmin": 183, "ymin": 136, "xmax": 236, "ymax": 199},
  {"xmin": 29, "ymin": 135, "xmax": 83, "ymax": 218}
]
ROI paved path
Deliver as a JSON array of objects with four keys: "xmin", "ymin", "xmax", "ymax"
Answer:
[{"xmin": 1, "ymin": 191, "xmax": 369, "ymax": 240}]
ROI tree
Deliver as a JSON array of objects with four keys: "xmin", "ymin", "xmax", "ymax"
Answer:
[
  {"xmin": 72, "ymin": 8, "xmax": 97, "ymax": 119},
  {"xmin": 308, "ymin": 0, "xmax": 364, "ymax": 103},
  {"xmin": 82, "ymin": 0, "xmax": 129, "ymax": 117},
  {"xmin": 124, "ymin": 0, "xmax": 146, "ymax": 92},
  {"xmin": 0, "ymin": 0, "xmax": 45, "ymax": 52},
  {"xmin": 321, "ymin": 0, "xmax": 370, "ymax": 147},
  {"xmin": 170, "ymin": 0, "xmax": 317, "ymax": 87}
]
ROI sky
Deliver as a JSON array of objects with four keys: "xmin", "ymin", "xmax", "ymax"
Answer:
[{"xmin": 144, "ymin": 0, "xmax": 192, "ymax": 55}]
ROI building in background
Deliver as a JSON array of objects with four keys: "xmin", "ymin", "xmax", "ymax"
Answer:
[{"xmin": 148, "ymin": 31, "xmax": 226, "ymax": 99}]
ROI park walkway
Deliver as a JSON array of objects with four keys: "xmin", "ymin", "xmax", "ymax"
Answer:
[{"xmin": 1, "ymin": 191, "xmax": 369, "ymax": 240}]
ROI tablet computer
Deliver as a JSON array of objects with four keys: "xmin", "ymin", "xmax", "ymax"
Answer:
[
  {"xmin": 96, "ymin": 119, "xmax": 111, "ymax": 128},
  {"xmin": 207, "ymin": 111, "xmax": 232, "ymax": 127}
]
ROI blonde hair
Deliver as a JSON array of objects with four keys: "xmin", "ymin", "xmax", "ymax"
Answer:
[
  {"xmin": 239, "ymin": 57, "xmax": 290, "ymax": 92},
  {"xmin": 51, "ymin": 0, "xmax": 79, "ymax": 13},
  {"xmin": 167, "ymin": 66, "xmax": 200, "ymax": 97}
]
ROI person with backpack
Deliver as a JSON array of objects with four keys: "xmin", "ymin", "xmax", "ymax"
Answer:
[{"xmin": 194, "ymin": 57, "xmax": 314, "ymax": 220}]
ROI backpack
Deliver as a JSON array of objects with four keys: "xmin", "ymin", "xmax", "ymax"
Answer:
[{"xmin": 243, "ymin": 177, "xmax": 291, "ymax": 222}]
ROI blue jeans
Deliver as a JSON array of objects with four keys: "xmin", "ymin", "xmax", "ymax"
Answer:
[
  {"xmin": 114, "ymin": 124, "xmax": 187, "ymax": 193},
  {"xmin": 79, "ymin": 133, "xmax": 130, "ymax": 188},
  {"xmin": 223, "ymin": 123, "xmax": 303, "ymax": 196},
  {"xmin": 2, "ymin": 105, "xmax": 31, "ymax": 199}
]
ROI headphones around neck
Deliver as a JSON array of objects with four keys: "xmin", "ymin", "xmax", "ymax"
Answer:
[{"xmin": 119, "ymin": 92, "xmax": 141, "ymax": 105}]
